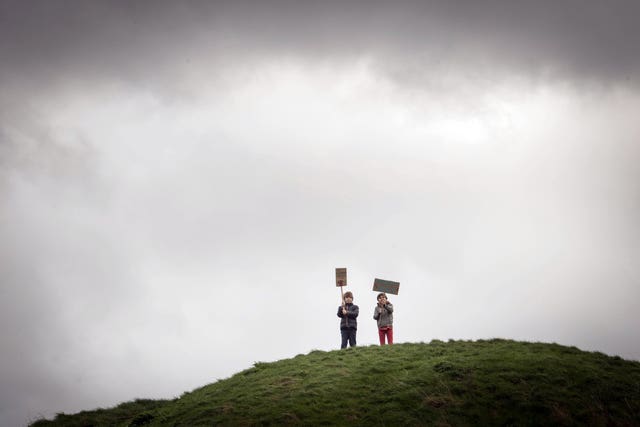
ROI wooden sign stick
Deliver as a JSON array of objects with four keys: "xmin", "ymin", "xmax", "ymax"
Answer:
[{"xmin": 335, "ymin": 267, "xmax": 347, "ymax": 310}]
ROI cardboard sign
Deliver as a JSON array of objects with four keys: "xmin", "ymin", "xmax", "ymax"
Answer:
[
  {"xmin": 373, "ymin": 278, "xmax": 400, "ymax": 295},
  {"xmin": 335, "ymin": 268, "xmax": 347, "ymax": 287}
]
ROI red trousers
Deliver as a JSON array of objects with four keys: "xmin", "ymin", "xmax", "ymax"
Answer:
[{"xmin": 378, "ymin": 327, "xmax": 393, "ymax": 345}]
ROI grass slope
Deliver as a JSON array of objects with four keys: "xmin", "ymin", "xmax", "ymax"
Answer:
[{"xmin": 31, "ymin": 339, "xmax": 640, "ymax": 426}]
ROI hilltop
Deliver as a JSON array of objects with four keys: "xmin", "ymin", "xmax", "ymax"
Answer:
[{"xmin": 31, "ymin": 339, "xmax": 640, "ymax": 426}]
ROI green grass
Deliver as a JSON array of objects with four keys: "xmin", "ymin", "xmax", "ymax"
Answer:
[{"xmin": 30, "ymin": 339, "xmax": 640, "ymax": 426}]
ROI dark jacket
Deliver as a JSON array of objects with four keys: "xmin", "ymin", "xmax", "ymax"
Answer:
[
  {"xmin": 373, "ymin": 302, "xmax": 394, "ymax": 328},
  {"xmin": 337, "ymin": 303, "xmax": 359, "ymax": 330}
]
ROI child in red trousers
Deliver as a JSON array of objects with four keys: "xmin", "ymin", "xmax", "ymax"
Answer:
[{"xmin": 373, "ymin": 292, "xmax": 394, "ymax": 345}]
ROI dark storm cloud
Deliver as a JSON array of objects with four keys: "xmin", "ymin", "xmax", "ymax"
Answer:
[{"xmin": 1, "ymin": 0, "xmax": 640, "ymax": 93}]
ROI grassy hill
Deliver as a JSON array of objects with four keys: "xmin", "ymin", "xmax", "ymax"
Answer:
[{"xmin": 31, "ymin": 339, "xmax": 640, "ymax": 426}]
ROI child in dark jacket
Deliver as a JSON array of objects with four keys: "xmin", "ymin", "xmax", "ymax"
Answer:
[
  {"xmin": 373, "ymin": 292, "xmax": 394, "ymax": 345},
  {"xmin": 337, "ymin": 291, "xmax": 359, "ymax": 349}
]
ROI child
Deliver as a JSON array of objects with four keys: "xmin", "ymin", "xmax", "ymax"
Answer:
[
  {"xmin": 337, "ymin": 291, "xmax": 359, "ymax": 348},
  {"xmin": 373, "ymin": 292, "xmax": 393, "ymax": 345}
]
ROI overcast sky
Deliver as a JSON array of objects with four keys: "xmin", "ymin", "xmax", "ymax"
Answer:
[{"xmin": 2, "ymin": 1, "xmax": 640, "ymax": 425}]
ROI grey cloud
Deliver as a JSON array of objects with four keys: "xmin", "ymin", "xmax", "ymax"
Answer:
[{"xmin": 2, "ymin": 0, "xmax": 640, "ymax": 95}]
